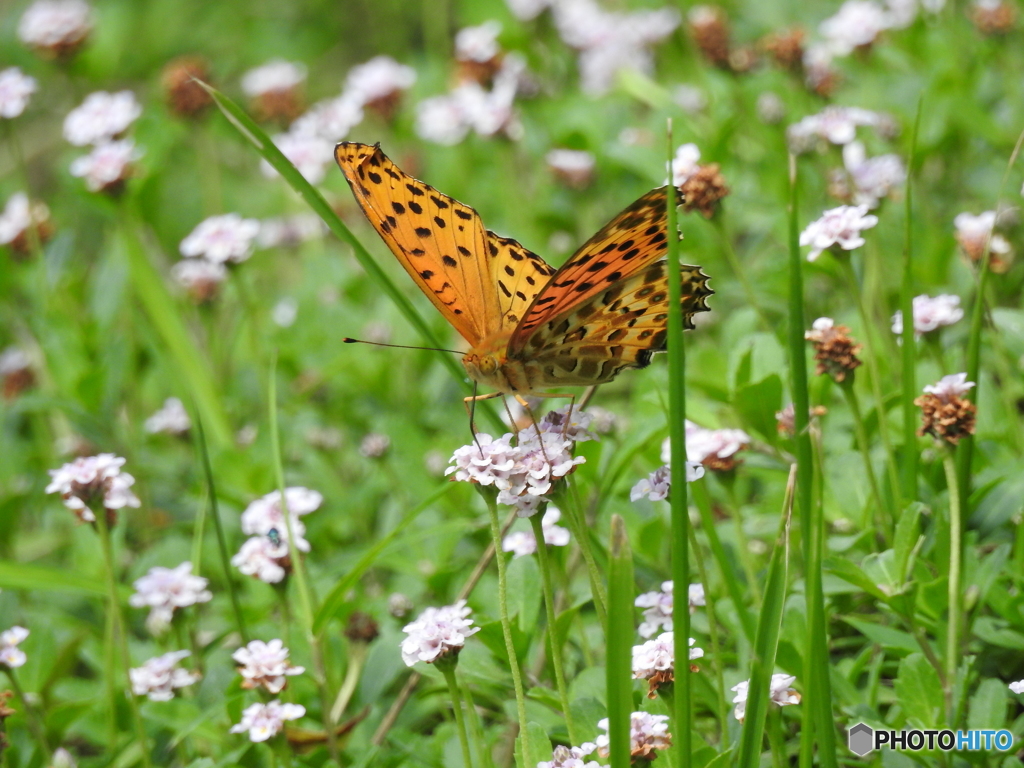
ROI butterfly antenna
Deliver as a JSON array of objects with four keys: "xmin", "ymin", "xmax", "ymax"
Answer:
[
  {"xmin": 343, "ymin": 338, "xmax": 466, "ymax": 355},
  {"xmin": 469, "ymin": 382, "xmax": 484, "ymax": 456}
]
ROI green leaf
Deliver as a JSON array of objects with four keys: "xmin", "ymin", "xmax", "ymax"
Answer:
[
  {"xmin": 972, "ymin": 617, "xmax": 1024, "ymax": 650},
  {"xmin": 0, "ymin": 560, "xmax": 105, "ymax": 596},
  {"xmin": 733, "ymin": 374, "xmax": 783, "ymax": 443},
  {"xmin": 893, "ymin": 653, "xmax": 943, "ymax": 728},
  {"xmin": 507, "ymin": 554, "xmax": 542, "ymax": 634},
  {"xmin": 842, "ymin": 617, "xmax": 919, "ymax": 653},
  {"xmin": 823, "ymin": 556, "xmax": 890, "ymax": 601},
  {"xmin": 968, "ymin": 678, "xmax": 1008, "ymax": 733},
  {"xmin": 892, "ymin": 503, "xmax": 924, "ymax": 583},
  {"xmin": 516, "ymin": 722, "xmax": 552, "ymax": 768},
  {"xmin": 606, "ymin": 515, "xmax": 635, "ymax": 768}
]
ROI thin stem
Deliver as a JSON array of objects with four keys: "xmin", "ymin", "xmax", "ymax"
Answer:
[
  {"xmin": 768, "ymin": 708, "xmax": 787, "ymax": 768},
  {"xmin": 95, "ymin": 511, "xmax": 151, "ymax": 768},
  {"xmin": 840, "ymin": 257, "xmax": 901, "ymax": 515},
  {"xmin": 268, "ymin": 358, "xmax": 339, "ymax": 763},
  {"xmin": 483, "ymin": 491, "xmax": 530, "ymax": 757},
  {"xmin": 530, "ymin": 514, "xmax": 578, "ymax": 745},
  {"xmin": 4, "ymin": 669, "xmax": 51, "ymax": 760},
  {"xmin": 943, "ymin": 448, "xmax": 962, "ymax": 724},
  {"xmin": 441, "ymin": 664, "xmax": 475, "ymax": 768},
  {"xmin": 556, "ymin": 481, "xmax": 607, "ymax": 626},
  {"xmin": 841, "ymin": 382, "xmax": 890, "ymax": 543},
  {"xmin": 330, "ymin": 641, "xmax": 367, "ymax": 723},
  {"xmin": 687, "ymin": 524, "xmax": 728, "ymax": 744}
]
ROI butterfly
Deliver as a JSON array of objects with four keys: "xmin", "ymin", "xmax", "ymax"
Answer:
[{"xmin": 335, "ymin": 143, "xmax": 712, "ymax": 406}]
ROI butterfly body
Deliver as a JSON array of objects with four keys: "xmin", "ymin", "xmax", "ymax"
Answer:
[{"xmin": 335, "ymin": 142, "xmax": 712, "ymax": 397}]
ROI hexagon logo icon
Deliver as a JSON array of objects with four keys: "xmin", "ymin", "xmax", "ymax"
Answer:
[{"xmin": 848, "ymin": 723, "xmax": 874, "ymax": 756}]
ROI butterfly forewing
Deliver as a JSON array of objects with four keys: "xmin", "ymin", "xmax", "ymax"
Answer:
[
  {"xmin": 485, "ymin": 231, "xmax": 557, "ymax": 330},
  {"xmin": 508, "ymin": 186, "xmax": 679, "ymax": 354}
]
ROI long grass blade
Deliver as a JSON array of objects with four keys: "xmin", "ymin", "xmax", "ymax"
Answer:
[{"xmin": 606, "ymin": 515, "xmax": 635, "ymax": 768}]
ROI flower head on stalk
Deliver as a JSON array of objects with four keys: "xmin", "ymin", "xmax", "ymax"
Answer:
[
  {"xmin": 841, "ymin": 141, "xmax": 906, "ymax": 209},
  {"xmin": 632, "ymin": 632, "xmax": 704, "ymax": 698},
  {"xmin": 231, "ymin": 700, "xmax": 305, "ymax": 742},
  {"xmin": 630, "ymin": 462, "xmax": 704, "ymax": 502},
  {"xmin": 731, "ymin": 673, "xmax": 801, "ymax": 721},
  {"xmin": 18, "ymin": 0, "xmax": 92, "ymax": 59},
  {"xmin": 345, "ymin": 56, "xmax": 416, "ymax": 122},
  {"xmin": 144, "ymin": 397, "xmax": 191, "ymax": 435},
  {"xmin": 180, "ymin": 213, "xmax": 260, "ymax": 265},
  {"xmin": 502, "ymin": 506, "xmax": 571, "ymax": 558},
  {"xmin": 0, "ymin": 192, "xmax": 52, "ymax": 259},
  {"xmin": 64, "ymin": 91, "xmax": 141, "ymax": 146},
  {"xmin": 547, "ymin": 149, "xmax": 596, "ymax": 189},
  {"xmin": 1009, "ymin": 680, "xmax": 1024, "ymax": 695},
  {"xmin": 595, "ymin": 712, "xmax": 672, "ymax": 760},
  {"xmin": 954, "ymin": 211, "xmax": 1013, "ymax": 272},
  {"xmin": 400, "ymin": 600, "xmax": 479, "ymax": 667},
  {"xmin": 800, "ymin": 204, "xmax": 878, "ymax": 261},
  {"xmin": 241, "ymin": 59, "xmax": 306, "ymax": 122},
  {"xmin": 774, "ymin": 403, "xmax": 828, "ymax": 436},
  {"xmin": 232, "ymin": 486, "xmax": 321, "ymax": 583},
  {"xmin": 161, "ymin": 56, "xmax": 214, "ymax": 119},
  {"xmin": 129, "ymin": 650, "xmax": 200, "ymax": 701},
  {"xmin": 172, "ymin": 259, "xmax": 226, "ymax": 303},
  {"xmin": 69, "ymin": 139, "xmax": 141, "ymax": 194},
  {"xmin": 635, "ymin": 580, "xmax": 706, "ymax": 638},
  {"xmin": 46, "ymin": 453, "xmax": 140, "ymax": 523},
  {"xmin": 1, "ymin": 347, "xmax": 36, "ymax": 399},
  {"xmin": 0, "ymin": 68, "xmax": 37, "ymax": 119},
  {"xmin": 0, "ymin": 626, "xmax": 29, "ymax": 668},
  {"xmin": 538, "ymin": 742, "xmax": 607, "ymax": 768},
  {"xmin": 456, "ymin": 21, "xmax": 505, "ymax": 85},
  {"xmin": 678, "ymin": 422, "xmax": 751, "ymax": 473},
  {"xmin": 129, "ymin": 562, "xmax": 211, "ymax": 634},
  {"xmin": 233, "ymin": 639, "xmax": 305, "ymax": 693},
  {"xmin": 891, "ymin": 294, "xmax": 963, "ymax": 338},
  {"xmin": 805, "ymin": 317, "xmax": 862, "ymax": 383},
  {"xmin": 786, "ymin": 106, "xmax": 887, "ymax": 152},
  {"xmin": 915, "ymin": 373, "xmax": 977, "ymax": 446}
]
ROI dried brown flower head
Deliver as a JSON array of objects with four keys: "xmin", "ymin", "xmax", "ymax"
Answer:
[
  {"xmin": 761, "ymin": 27, "xmax": 805, "ymax": 70},
  {"xmin": 688, "ymin": 5, "xmax": 732, "ymax": 69},
  {"xmin": 804, "ymin": 318, "xmax": 862, "ymax": 383},
  {"xmin": 344, "ymin": 611, "xmax": 380, "ymax": 643},
  {"xmin": 162, "ymin": 56, "xmax": 214, "ymax": 119},
  {"xmin": 728, "ymin": 46, "xmax": 759, "ymax": 73},
  {"xmin": 775, "ymin": 404, "xmax": 829, "ymax": 436},
  {"xmin": 915, "ymin": 374, "xmax": 977, "ymax": 445},
  {"xmin": 681, "ymin": 164, "xmax": 730, "ymax": 218},
  {"xmin": 970, "ymin": 0, "xmax": 1016, "ymax": 35}
]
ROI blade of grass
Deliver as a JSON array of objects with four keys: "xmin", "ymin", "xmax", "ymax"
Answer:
[
  {"xmin": 666, "ymin": 120, "xmax": 692, "ymax": 764},
  {"xmin": 735, "ymin": 466, "xmax": 794, "ymax": 768},
  {"xmin": 788, "ymin": 156, "xmax": 837, "ymax": 768},
  {"xmin": 199, "ymin": 80, "xmax": 503, "ymax": 432},
  {"xmin": 899, "ymin": 98, "xmax": 923, "ymax": 503},
  {"xmin": 606, "ymin": 514, "xmax": 635, "ymax": 768},
  {"xmin": 958, "ymin": 126, "xmax": 1024, "ymax": 502}
]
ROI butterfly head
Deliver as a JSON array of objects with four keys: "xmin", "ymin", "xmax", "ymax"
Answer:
[{"xmin": 462, "ymin": 334, "xmax": 532, "ymax": 394}]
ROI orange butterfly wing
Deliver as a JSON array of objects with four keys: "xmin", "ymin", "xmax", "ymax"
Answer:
[{"xmin": 335, "ymin": 142, "xmax": 555, "ymax": 347}]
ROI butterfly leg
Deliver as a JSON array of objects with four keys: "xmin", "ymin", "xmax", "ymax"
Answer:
[{"xmin": 463, "ymin": 391, "xmax": 503, "ymax": 454}]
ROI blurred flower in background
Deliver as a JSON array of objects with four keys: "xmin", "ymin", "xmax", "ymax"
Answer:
[
  {"xmin": 0, "ymin": 67, "xmax": 37, "ymax": 118},
  {"xmin": 46, "ymin": 453, "xmax": 141, "ymax": 522},
  {"xmin": 144, "ymin": 397, "xmax": 192, "ymax": 435},
  {"xmin": 130, "ymin": 562, "xmax": 211, "ymax": 634},
  {"xmin": 0, "ymin": 626, "xmax": 29, "ymax": 668},
  {"xmin": 18, "ymin": 0, "xmax": 92, "ymax": 59},
  {"xmin": 130, "ymin": 650, "xmax": 201, "ymax": 701},
  {"xmin": 241, "ymin": 59, "xmax": 307, "ymax": 122},
  {"xmin": 231, "ymin": 700, "xmax": 305, "ymax": 742}
]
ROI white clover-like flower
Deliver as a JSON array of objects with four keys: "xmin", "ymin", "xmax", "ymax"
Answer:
[
  {"xmin": 345, "ymin": 56, "xmax": 416, "ymax": 107},
  {"xmin": 0, "ymin": 68, "xmax": 38, "ymax": 119},
  {"xmin": 669, "ymin": 143, "xmax": 701, "ymax": 186},
  {"xmin": 595, "ymin": 712, "xmax": 672, "ymax": 760},
  {"xmin": 46, "ymin": 453, "xmax": 141, "ymax": 521},
  {"xmin": 537, "ymin": 404, "xmax": 599, "ymax": 442},
  {"xmin": 0, "ymin": 626, "xmax": 29, "ymax": 669},
  {"xmin": 233, "ymin": 639, "xmax": 305, "ymax": 693},
  {"xmin": 0, "ymin": 347, "xmax": 32, "ymax": 378},
  {"xmin": 291, "ymin": 95, "xmax": 364, "ymax": 143},
  {"xmin": 69, "ymin": 139, "xmax": 141, "ymax": 192},
  {"xmin": 359, "ymin": 433, "xmax": 391, "ymax": 458},
  {"xmin": 756, "ymin": 92, "xmax": 785, "ymax": 125},
  {"xmin": 805, "ymin": 316, "xmax": 835, "ymax": 337},
  {"xmin": 819, "ymin": 0, "xmax": 891, "ymax": 56},
  {"xmin": 891, "ymin": 294, "xmax": 963, "ymax": 337},
  {"xmin": 129, "ymin": 562, "xmax": 211, "ymax": 634},
  {"xmin": 786, "ymin": 106, "xmax": 883, "ymax": 151},
  {"xmin": 538, "ymin": 742, "xmax": 606, "ymax": 768},
  {"xmin": 241, "ymin": 486, "xmax": 321, "ymax": 546},
  {"xmin": 630, "ymin": 462, "xmax": 704, "ymax": 502},
  {"xmin": 674, "ymin": 85, "xmax": 707, "ymax": 114},
  {"xmin": 634, "ymin": 581, "xmax": 705, "ymax": 637},
  {"xmin": 180, "ymin": 213, "xmax": 260, "ymax": 265},
  {"xmin": 272, "ymin": 297, "xmax": 297, "ymax": 328},
  {"xmin": 232, "ymin": 536, "xmax": 290, "ymax": 583},
  {"xmin": 502, "ymin": 506, "xmax": 572, "ymax": 557},
  {"xmin": 731, "ymin": 673, "xmax": 801, "ymax": 721},
  {"xmin": 456, "ymin": 20, "xmax": 503, "ymax": 62},
  {"xmin": 1009, "ymin": 680, "xmax": 1024, "ymax": 695},
  {"xmin": 260, "ymin": 131, "xmax": 332, "ymax": 185},
  {"xmin": 400, "ymin": 600, "xmax": 479, "ymax": 666},
  {"xmin": 0, "ymin": 193, "xmax": 49, "ymax": 246},
  {"xmin": 18, "ymin": 0, "xmax": 92, "ymax": 52},
  {"xmin": 546, "ymin": 149, "xmax": 596, "ymax": 188},
  {"xmin": 954, "ymin": 211, "xmax": 1012, "ymax": 260},
  {"xmin": 129, "ymin": 650, "xmax": 200, "ymax": 701},
  {"xmin": 50, "ymin": 748, "xmax": 76, "ymax": 768},
  {"xmin": 171, "ymin": 258, "xmax": 227, "ymax": 299},
  {"xmin": 144, "ymin": 397, "xmax": 191, "ymax": 435},
  {"xmin": 257, "ymin": 214, "xmax": 325, "ymax": 249},
  {"xmin": 632, "ymin": 632, "xmax": 703, "ymax": 680},
  {"xmin": 63, "ymin": 91, "xmax": 141, "ymax": 146},
  {"xmin": 677, "ymin": 422, "xmax": 751, "ymax": 466},
  {"xmin": 240, "ymin": 59, "xmax": 307, "ymax": 97},
  {"xmin": 506, "ymin": 0, "xmax": 551, "ymax": 20},
  {"xmin": 800, "ymin": 204, "xmax": 878, "ymax": 261},
  {"xmin": 922, "ymin": 373, "xmax": 975, "ymax": 402},
  {"xmin": 451, "ymin": 64, "xmax": 522, "ymax": 139},
  {"xmin": 415, "ymin": 93, "xmax": 471, "ymax": 145},
  {"xmin": 231, "ymin": 700, "xmax": 305, "ymax": 742},
  {"xmin": 842, "ymin": 141, "xmax": 905, "ymax": 209}
]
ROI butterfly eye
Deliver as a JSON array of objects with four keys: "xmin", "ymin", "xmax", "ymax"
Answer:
[{"xmin": 478, "ymin": 356, "xmax": 499, "ymax": 375}]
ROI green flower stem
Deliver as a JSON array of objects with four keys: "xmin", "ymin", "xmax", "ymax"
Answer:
[
  {"xmin": 94, "ymin": 510, "xmax": 151, "ymax": 768},
  {"xmin": 268, "ymin": 359, "xmax": 339, "ymax": 763},
  {"xmin": 687, "ymin": 525, "xmax": 728, "ymax": 743},
  {"xmin": 722, "ymin": 477, "xmax": 761, "ymax": 606},
  {"xmin": 4, "ymin": 668, "xmax": 51, "ymax": 760},
  {"xmin": 768, "ymin": 708, "xmax": 787, "ymax": 768},
  {"xmin": 606, "ymin": 516, "xmax": 635, "ymax": 768},
  {"xmin": 942, "ymin": 447, "xmax": 962, "ymax": 723},
  {"xmin": 330, "ymin": 641, "xmax": 367, "ymax": 723},
  {"xmin": 530, "ymin": 513, "xmax": 579, "ymax": 745},
  {"xmin": 556, "ymin": 481, "xmax": 608, "ymax": 627},
  {"xmin": 839, "ymin": 257, "xmax": 901, "ymax": 516},
  {"xmin": 439, "ymin": 661, "xmax": 475, "ymax": 768},
  {"xmin": 482, "ymin": 490, "xmax": 530, "ymax": 757},
  {"xmin": 840, "ymin": 381, "xmax": 890, "ymax": 543}
]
